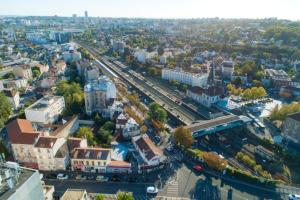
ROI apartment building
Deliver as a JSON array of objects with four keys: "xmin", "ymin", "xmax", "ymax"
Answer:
[
  {"xmin": 221, "ymin": 61, "xmax": 235, "ymax": 80},
  {"xmin": 61, "ymin": 189, "xmax": 89, "ymax": 200},
  {"xmin": 6, "ymin": 119, "xmax": 40, "ymax": 169},
  {"xmin": 84, "ymin": 76, "xmax": 117, "ymax": 115},
  {"xmin": 25, "ymin": 96, "xmax": 65, "ymax": 124},
  {"xmin": 71, "ymin": 148, "xmax": 111, "ymax": 173},
  {"xmin": 265, "ymin": 69, "xmax": 291, "ymax": 88},
  {"xmin": 186, "ymin": 86, "xmax": 224, "ymax": 107},
  {"xmin": 0, "ymin": 162, "xmax": 45, "ymax": 200},
  {"xmin": 34, "ymin": 136, "xmax": 70, "ymax": 171},
  {"xmin": 13, "ymin": 65, "xmax": 33, "ymax": 79},
  {"xmin": 84, "ymin": 65, "xmax": 100, "ymax": 81},
  {"xmin": 162, "ymin": 68, "xmax": 208, "ymax": 87},
  {"xmin": 0, "ymin": 78, "xmax": 28, "ymax": 91},
  {"xmin": 62, "ymin": 48, "xmax": 81, "ymax": 63}
]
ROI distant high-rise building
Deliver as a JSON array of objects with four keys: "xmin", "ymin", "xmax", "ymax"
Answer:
[{"xmin": 84, "ymin": 11, "xmax": 89, "ymax": 24}]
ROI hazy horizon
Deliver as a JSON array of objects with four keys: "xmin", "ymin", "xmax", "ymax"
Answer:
[{"xmin": 0, "ymin": 0, "xmax": 300, "ymax": 21}]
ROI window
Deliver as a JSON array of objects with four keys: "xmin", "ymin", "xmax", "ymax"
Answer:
[
  {"xmin": 98, "ymin": 161, "xmax": 101, "ymax": 166},
  {"xmin": 86, "ymin": 161, "xmax": 89, "ymax": 165}
]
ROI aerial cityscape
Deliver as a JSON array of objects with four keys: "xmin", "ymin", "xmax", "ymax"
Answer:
[{"xmin": 1, "ymin": 1, "xmax": 300, "ymax": 200}]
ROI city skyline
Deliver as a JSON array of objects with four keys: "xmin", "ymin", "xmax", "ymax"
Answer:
[{"xmin": 0, "ymin": 0, "xmax": 300, "ymax": 21}]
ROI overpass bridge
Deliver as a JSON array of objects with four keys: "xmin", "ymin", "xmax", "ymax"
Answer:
[{"xmin": 187, "ymin": 115, "xmax": 251, "ymax": 138}]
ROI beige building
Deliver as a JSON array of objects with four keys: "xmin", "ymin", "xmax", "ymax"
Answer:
[
  {"xmin": 34, "ymin": 136, "xmax": 70, "ymax": 171},
  {"xmin": 13, "ymin": 65, "xmax": 33, "ymax": 79},
  {"xmin": 7, "ymin": 119, "xmax": 40, "ymax": 169},
  {"xmin": 61, "ymin": 189, "xmax": 89, "ymax": 200},
  {"xmin": 71, "ymin": 147, "xmax": 111, "ymax": 173}
]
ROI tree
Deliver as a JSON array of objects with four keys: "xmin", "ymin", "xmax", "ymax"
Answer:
[
  {"xmin": 117, "ymin": 192, "xmax": 134, "ymax": 200},
  {"xmin": 148, "ymin": 102, "xmax": 167, "ymax": 124},
  {"xmin": 76, "ymin": 127, "xmax": 95, "ymax": 145},
  {"xmin": 202, "ymin": 152, "xmax": 227, "ymax": 171},
  {"xmin": 173, "ymin": 126, "xmax": 194, "ymax": 148},
  {"xmin": 148, "ymin": 67, "xmax": 157, "ymax": 76},
  {"xmin": 140, "ymin": 125, "xmax": 148, "ymax": 134},
  {"xmin": 95, "ymin": 194, "xmax": 105, "ymax": 200},
  {"xmin": 0, "ymin": 92, "xmax": 12, "ymax": 128},
  {"xmin": 56, "ymin": 81, "xmax": 84, "ymax": 115}
]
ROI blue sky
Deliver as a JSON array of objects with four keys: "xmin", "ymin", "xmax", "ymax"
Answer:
[{"xmin": 0, "ymin": 0, "xmax": 299, "ymax": 20}]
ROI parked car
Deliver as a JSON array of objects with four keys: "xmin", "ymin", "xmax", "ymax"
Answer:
[
  {"xmin": 57, "ymin": 173, "xmax": 68, "ymax": 180},
  {"xmin": 96, "ymin": 175, "xmax": 109, "ymax": 182},
  {"xmin": 146, "ymin": 186, "xmax": 158, "ymax": 194},
  {"xmin": 110, "ymin": 175, "xmax": 121, "ymax": 182},
  {"xmin": 87, "ymin": 175, "xmax": 94, "ymax": 180},
  {"xmin": 193, "ymin": 165, "xmax": 204, "ymax": 172},
  {"xmin": 289, "ymin": 194, "xmax": 300, "ymax": 200}
]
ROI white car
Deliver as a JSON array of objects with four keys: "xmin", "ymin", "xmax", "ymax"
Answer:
[
  {"xmin": 289, "ymin": 194, "xmax": 300, "ymax": 200},
  {"xmin": 147, "ymin": 186, "xmax": 158, "ymax": 194},
  {"xmin": 57, "ymin": 173, "xmax": 68, "ymax": 180}
]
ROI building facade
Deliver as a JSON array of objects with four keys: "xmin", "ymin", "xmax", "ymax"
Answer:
[
  {"xmin": 162, "ymin": 68, "xmax": 208, "ymax": 87},
  {"xmin": 283, "ymin": 112, "xmax": 300, "ymax": 143},
  {"xmin": 84, "ymin": 76, "xmax": 117, "ymax": 115},
  {"xmin": 186, "ymin": 86, "xmax": 224, "ymax": 107}
]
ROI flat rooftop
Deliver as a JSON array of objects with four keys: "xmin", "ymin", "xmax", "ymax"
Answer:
[
  {"xmin": 61, "ymin": 189, "xmax": 87, "ymax": 200},
  {"xmin": 0, "ymin": 165, "xmax": 37, "ymax": 200},
  {"xmin": 26, "ymin": 96, "xmax": 63, "ymax": 111},
  {"xmin": 187, "ymin": 115, "xmax": 241, "ymax": 133}
]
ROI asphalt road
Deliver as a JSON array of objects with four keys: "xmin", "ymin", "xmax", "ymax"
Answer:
[{"xmin": 44, "ymin": 161, "xmax": 293, "ymax": 200}]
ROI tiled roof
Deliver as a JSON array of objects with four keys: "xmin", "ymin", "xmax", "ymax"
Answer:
[
  {"xmin": 67, "ymin": 137, "xmax": 82, "ymax": 152},
  {"xmin": 189, "ymin": 86, "xmax": 224, "ymax": 97},
  {"xmin": 107, "ymin": 160, "xmax": 131, "ymax": 167},
  {"xmin": 35, "ymin": 136, "xmax": 57, "ymax": 148},
  {"xmin": 6, "ymin": 119, "xmax": 39, "ymax": 145},
  {"xmin": 72, "ymin": 148, "xmax": 110, "ymax": 160},
  {"xmin": 134, "ymin": 136, "xmax": 163, "ymax": 161}
]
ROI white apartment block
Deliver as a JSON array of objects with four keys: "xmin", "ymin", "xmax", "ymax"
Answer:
[
  {"xmin": 25, "ymin": 96, "xmax": 65, "ymax": 124},
  {"xmin": 162, "ymin": 68, "xmax": 208, "ymax": 87},
  {"xmin": 0, "ymin": 78, "xmax": 28, "ymax": 91}
]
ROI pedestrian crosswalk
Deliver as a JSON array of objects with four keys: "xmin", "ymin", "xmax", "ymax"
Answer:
[{"xmin": 166, "ymin": 180, "xmax": 179, "ymax": 197}]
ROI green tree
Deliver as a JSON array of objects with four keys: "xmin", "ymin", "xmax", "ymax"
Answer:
[
  {"xmin": 56, "ymin": 81, "xmax": 84, "ymax": 115},
  {"xmin": 0, "ymin": 92, "xmax": 12, "ymax": 128},
  {"xmin": 173, "ymin": 126, "xmax": 194, "ymax": 148},
  {"xmin": 117, "ymin": 192, "xmax": 135, "ymax": 200},
  {"xmin": 148, "ymin": 102, "xmax": 167, "ymax": 123},
  {"xmin": 95, "ymin": 194, "xmax": 105, "ymax": 200},
  {"xmin": 76, "ymin": 127, "xmax": 95, "ymax": 145}
]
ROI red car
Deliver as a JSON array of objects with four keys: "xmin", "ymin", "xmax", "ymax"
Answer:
[{"xmin": 193, "ymin": 165, "xmax": 204, "ymax": 172}]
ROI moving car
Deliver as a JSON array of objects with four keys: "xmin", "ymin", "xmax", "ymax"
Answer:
[
  {"xmin": 147, "ymin": 186, "xmax": 158, "ymax": 194},
  {"xmin": 289, "ymin": 194, "xmax": 300, "ymax": 200},
  {"xmin": 56, "ymin": 173, "xmax": 68, "ymax": 180},
  {"xmin": 193, "ymin": 165, "xmax": 204, "ymax": 172}
]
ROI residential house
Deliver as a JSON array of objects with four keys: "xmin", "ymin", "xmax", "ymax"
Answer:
[
  {"xmin": 132, "ymin": 135, "xmax": 165, "ymax": 167},
  {"xmin": 221, "ymin": 61, "xmax": 235, "ymax": 80},
  {"xmin": 116, "ymin": 113, "xmax": 140, "ymax": 139}
]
